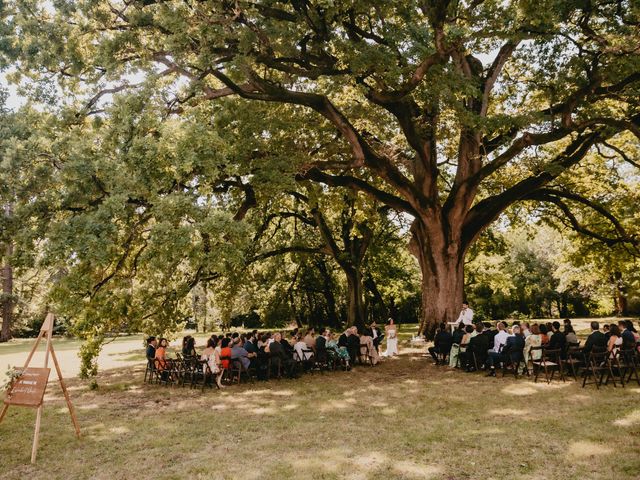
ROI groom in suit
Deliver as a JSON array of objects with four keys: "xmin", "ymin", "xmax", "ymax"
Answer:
[{"xmin": 365, "ymin": 322, "xmax": 384, "ymax": 352}]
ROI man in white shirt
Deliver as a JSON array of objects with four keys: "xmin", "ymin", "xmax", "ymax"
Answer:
[
  {"xmin": 456, "ymin": 302, "xmax": 474, "ymax": 326},
  {"xmin": 492, "ymin": 322, "xmax": 509, "ymax": 353}
]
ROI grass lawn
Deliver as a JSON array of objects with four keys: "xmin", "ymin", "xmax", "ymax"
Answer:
[{"xmin": 1, "ymin": 322, "xmax": 639, "ymax": 480}]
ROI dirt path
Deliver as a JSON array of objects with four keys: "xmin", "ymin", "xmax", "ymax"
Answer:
[{"xmin": 0, "ymin": 337, "xmax": 150, "ymax": 379}]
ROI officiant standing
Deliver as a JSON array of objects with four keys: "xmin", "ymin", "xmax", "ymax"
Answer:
[
  {"xmin": 447, "ymin": 301, "xmax": 474, "ymax": 332},
  {"xmin": 456, "ymin": 301, "xmax": 474, "ymax": 327}
]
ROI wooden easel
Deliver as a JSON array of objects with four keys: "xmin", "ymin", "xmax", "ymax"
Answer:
[{"xmin": 0, "ymin": 313, "xmax": 81, "ymax": 463}]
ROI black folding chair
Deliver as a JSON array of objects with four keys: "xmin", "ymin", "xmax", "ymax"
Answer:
[
  {"xmin": 564, "ymin": 342, "xmax": 583, "ymax": 381},
  {"xmin": 454, "ymin": 343, "xmax": 468, "ymax": 369},
  {"xmin": 619, "ymin": 347, "xmax": 640, "ymax": 387},
  {"xmin": 582, "ymin": 350, "xmax": 609, "ymax": 389},
  {"xmin": 144, "ymin": 358, "xmax": 159, "ymax": 384},
  {"xmin": 501, "ymin": 347, "xmax": 525, "ymax": 379},
  {"xmin": 229, "ymin": 358, "xmax": 253, "ymax": 384},
  {"xmin": 531, "ymin": 347, "xmax": 565, "ymax": 383}
]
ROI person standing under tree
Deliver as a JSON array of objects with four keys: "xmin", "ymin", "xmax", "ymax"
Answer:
[
  {"xmin": 456, "ymin": 301, "xmax": 474, "ymax": 327},
  {"xmin": 384, "ymin": 318, "xmax": 399, "ymax": 357}
]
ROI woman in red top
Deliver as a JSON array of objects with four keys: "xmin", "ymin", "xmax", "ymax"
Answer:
[
  {"xmin": 155, "ymin": 338, "xmax": 169, "ymax": 371},
  {"xmin": 539, "ymin": 324, "xmax": 550, "ymax": 345},
  {"xmin": 219, "ymin": 337, "xmax": 232, "ymax": 370}
]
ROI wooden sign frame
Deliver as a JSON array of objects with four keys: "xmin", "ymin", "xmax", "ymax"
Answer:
[{"xmin": 0, "ymin": 313, "xmax": 81, "ymax": 463}]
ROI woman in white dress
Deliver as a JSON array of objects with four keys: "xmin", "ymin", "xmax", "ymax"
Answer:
[{"xmin": 384, "ymin": 318, "xmax": 399, "ymax": 356}]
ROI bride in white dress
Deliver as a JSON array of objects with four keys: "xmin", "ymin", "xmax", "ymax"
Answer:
[{"xmin": 384, "ymin": 318, "xmax": 399, "ymax": 356}]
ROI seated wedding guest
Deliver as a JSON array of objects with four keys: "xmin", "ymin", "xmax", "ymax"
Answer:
[
  {"xmin": 316, "ymin": 329, "xmax": 328, "ymax": 352},
  {"xmin": 564, "ymin": 325, "xmax": 578, "ymax": 345},
  {"xmin": 583, "ymin": 321, "xmax": 606, "ymax": 355},
  {"xmin": 460, "ymin": 323, "xmax": 489, "ymax": 372},
  {"xmin": 603, "ymin": 324, "xmax": 611, "ymax": 341},
  {"xmin": 448, "ymin": 324, "xmax": 468, "ymax": 368},
  {"xmin": 338, "ymin": 329, "xmax": 349, "ymax": 347},
  {"xmin": 244, "ymin": 334, "xmax": 258, "ymax": 354},
  {"xmin": 155, "ymin": 338, "xmax": 169, "ymax": 371},
  {"xmin": 539, "ymin": 324, "xmax": 550, "ymax": 345},
  {"xmin": 219, "ymin": 338, "xmax": 232, "ymax": 370},
  {"xmin": 546, "ymin": 322, "xmax": 555, "ymax": 338},
  {"xmin": 627, "ymin": 320, "xmax": 640, "ymax": 346},
  {"xmin": 315, "ymin": 329, "xmax": 330, "ymax": 363},
  {"xmin": 521, "ymin": 322, "xmax": 531, "ymax": 338},
  {"xmin": 304, "ymin": 328, "xmax": 317, "ymax": 350},
  {"xmin": 365, "ymin": 322, "xmax": 384, "ymax": 352},
  {"xmin": 452, "ymin": 322, "xmax": 465, "ymax": 345},
  {"xmin": 182, "ymin": 335, "xmax": 197, "ymax": 357},
  {"xmin": 267, "ymin": 332, "xmax": 298, "ymax": 378},
  {"xmin": 429, "ymin": 323, "xmax": 453, "ymax": 364},
  {"xmin": 327, "ymin": 331, "xmax": 351, "ymax": 369},
  {"xmin": 547, "ymin": 321, "xmax": 566, "ymax": 356},
  {"xmin": 492, "ymin": 322, "xmax": 509, "ymax": 353},
  {"xmin": 347, "ymin": 327, "xmax": 361, "ymax": 364},
  {"xmin": 201, "ymin": 337, "xmax": 223, "ymax": 388},
  {"xmin": 280, "ymin": 331, "xmax": 295, "ymax": 356},
  {"xmin": 619, "ymin": 320, "xmax": 637, "ymax": 349},
  {"xmin": 524, "ymin": 323, "xmax": 542, "ymax": 363},
  {"xmin": 294, "ymin": 335, "xmax": 313, "ymax": 362},
  {"xmin": 607, "ymin": 324, "xmax": 623, "ymax": 359},
  {"xmin": 486, "ymin": 325, "xmax": 525, "ymax": 376},
  {"xmin": 483, "ymin": 322, "xmax": 498, "ymax": 346},
  {"xmin": 146, "ymin": 336, "xmax": 157, "ymax": 362},
  {"xmin": 360, "ymin": 329, "xmax": 380, "ymax": 365},
  {"xmin": 231, "ymin": 338, "xmax": 254, "ymax": 370}
]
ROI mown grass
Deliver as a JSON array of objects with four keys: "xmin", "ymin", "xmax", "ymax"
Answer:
[{"xmin": 1, "ymin": 328, "xmax": 639, "ymax": 480}]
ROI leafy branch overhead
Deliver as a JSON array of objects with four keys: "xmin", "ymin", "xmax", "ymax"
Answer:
[{"xmin": 1, "ymin": 0, "xmax": 639, "ymax": 341}]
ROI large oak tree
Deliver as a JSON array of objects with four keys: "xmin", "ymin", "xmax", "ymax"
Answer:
[{"xmin": 3, "ymin": 0, "xmax": 639, "ymax": 334}]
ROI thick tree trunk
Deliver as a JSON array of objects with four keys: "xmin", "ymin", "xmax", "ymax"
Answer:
[
  {"xmin": 345, "ymin": 268, "xmax": 366, "ymax": 331},
  {"xmin": 411, "ymin": 220, "xmax": 465, "ymax": 339},
  {"xmin": 1, "ymin": 242, "xmax": 14, "ymax": 342},
  {"xmin": 417, "ymin": 252, "xmax": 464, "ymax": 338}
]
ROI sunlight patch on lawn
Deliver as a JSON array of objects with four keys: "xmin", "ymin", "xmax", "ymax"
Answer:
[
  {"xmin": 109, "ymin": 426, "xmax": 130, "ymax": 435},
  {"xmin": 78, "ymin": 403, "xmax": 100, "ymax": 410},
  {"xmin": 281, "ymin": 403, "xmax": 299, "ymax": 411},
  {"xmin": 352, "ymin": 451, "xmax": 388, "ymax": 469},
  {"xmin": 393, "ymin": 460, "xmax": 441, "ymax": 478},
  {"xmin": 613, "ymin": 409, "xmax": 640, "ymax": 427},
  {"xmin": 319, "ymin": 399, "xmax": 355, "ymax": 412},
  {"xmin": 249, "ymin": 406, "xmax": 276, "ymax": 415},
  {"xmin": 567, "ymin": 441, "xmax": 613, "ymax": 458},
  {"xmin": 381, "ymin": 407, "xmax": 397, "ymax": 415},
  {"xmin": 501, "ymin": 384, "xmax": 538, "ymax": 396},
  {"xmin": 489, "ymin": 408, "xmax": 529, "ymax": 416}
]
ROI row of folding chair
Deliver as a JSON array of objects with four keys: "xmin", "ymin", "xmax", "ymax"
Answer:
[{"xmin": 144, "ymin": 356, "xmax": 220, "ymax": 391}]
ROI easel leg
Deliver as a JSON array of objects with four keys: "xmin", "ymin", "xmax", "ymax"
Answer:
[
  {"xmin": 49, "ymin": 344, "xmax": 81, "ymax": 438},
  {"xmin": 31, "ymin": 316, "xmax": 53, "ymax": 464},
  {"xmin": 0, "ymin": 404, "xmax": 8, "ymax": 423},
  {"xmin": 31, "ymin": 405, "xmax": 43, "ymax": 464}
]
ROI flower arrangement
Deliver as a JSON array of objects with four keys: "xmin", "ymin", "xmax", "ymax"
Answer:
[{"xmin": 2, "ymin": 367, "xmax": 23, "ymax": 393}]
